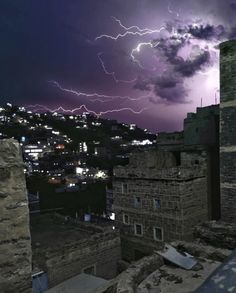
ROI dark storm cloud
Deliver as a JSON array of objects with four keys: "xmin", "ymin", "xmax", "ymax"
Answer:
[
  {"xmin": 133, "ymin": 78, "xmax": 151, "ymax": 91},
  {"xmin": 230, "ymin": 2, "xmax": 236, "ymax": 10},
  {"xmin": 188, "ymin": 24, "xmax": 225, "ymax": 40},
  {"xmin": 157, "ymin": 36, "xmax": 186, "ymax": 62},
  {"xmin": 153, "ymin": 74, "xmax": 188, "ymax": 104},
  {"xmin": 134, "ymin": 27, "xmax": 211, "ymax": 103},
  {"xmin": 229, "ymin": 27, "xmax": 236, "ymax": 39},
  {"xmin": 173, "ymin": 50, "xmax": 211, "ymax": 77}
]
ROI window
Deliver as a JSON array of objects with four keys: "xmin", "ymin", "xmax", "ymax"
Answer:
[
  {"xmin": 134, "ymin": 196, "xmax": 141, "ymax": 208},
  {"xmin": 82, "ymin": 264, "xmax": 96, "ymax": 275},
  {"xmin": 134, "ymin": 223, "xmax": 143, "ymax": 236},
  {"xmin": 122, "ymin": 183, "xmax": 128, "ymax": 194},
  {"xmin": 123, "ymin": 214, "xmax": 129, "ymax": 224},
  {"xmin": 153, "ymin": 227, "xmax": 163, "ymax": 241},
  {"xmin": 153, "ymin": 198, "xmax": 161, "ymax": 209}
]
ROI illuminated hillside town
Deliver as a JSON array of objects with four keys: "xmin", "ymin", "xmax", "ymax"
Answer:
[{"xmin": 1, "ymin": 1, "xmax": 236, "ymax": 293}]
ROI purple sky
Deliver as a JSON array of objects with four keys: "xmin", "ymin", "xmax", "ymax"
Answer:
[{"xmin": 1, "ymin": 0, "xmax": 236, "ymax": 132}]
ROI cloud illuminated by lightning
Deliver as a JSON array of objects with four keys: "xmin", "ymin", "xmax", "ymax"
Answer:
[{"xmin": 130, "ymin": 41, "xmax": 160, "ymax": 69}]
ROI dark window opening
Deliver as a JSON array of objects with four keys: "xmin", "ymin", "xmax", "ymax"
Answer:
[
  {"xmin": 173, "ymin": 151, "xmax": 181, "ymax": 166},
  {"xmin": 154, "ymin": 227, "xmax": 163, "ymax": 241},
  {"xmin": 154, "ymin": 198, "xmax": 161, "ymax": 209},
  {"xmin": 122, "ymin": 183, "xmax": 128, "ymax": 194},
  {"xmin": 135, "ymin": 223, "xmax": 143, "ymax": 235},
  {"xmin": 123, "ymin": 214, "xmax": 129, "ymax": 224},
  {"xmin": 134, "ymin": 196, "xmax": 141, "ymax": 208}
]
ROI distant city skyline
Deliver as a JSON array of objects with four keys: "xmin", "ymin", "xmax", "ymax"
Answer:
[{"xmin": 1, "ymin": 0, "xmax": 235, "ymax": 132}]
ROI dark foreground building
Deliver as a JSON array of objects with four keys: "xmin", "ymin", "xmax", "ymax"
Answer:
[{"xmin": 220, "ymin": 40, "xmax": 236, "ymax": 222}]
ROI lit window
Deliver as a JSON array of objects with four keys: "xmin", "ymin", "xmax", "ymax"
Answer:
[
  {"xmin": 134, "ymin": 196, "xmax": 141, "ymax": 208},
  {"xmin": 153, "ymin": 227, "xmax": 163, "ymax": 241},
  {"xmin": 134, "ymin": 223, "xmax": 143, "ymax": 236},
  {"xmin": 153, "ymin": 198, "xmax": 161, "ymax": 209},
  {"xmin": 123, "ymin": 214, "xmax": 129, "ymax": 224},
  {"xmin": 122, "ymin": 183, "xmax": 128, "ymax": 194}
]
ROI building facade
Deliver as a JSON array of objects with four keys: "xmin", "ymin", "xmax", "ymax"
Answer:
[
  {"xmin": 113, "ymin": 149, "xmax": 208, "ymax": 261},
  {"xmin": 220, "ymin": 40, "xmax": 236, "ymax": 222}
]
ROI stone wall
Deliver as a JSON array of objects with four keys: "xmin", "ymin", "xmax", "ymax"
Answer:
[
  {"xmin": 184, "ymin": 105, "xmax": 219, "ymax": 146},
  {"xmin": 0, "ymin": 139, "xmax": 32, "ymax": 293},
  {"xmin": 113, "ymin": 150, "xmax": 208, "ymax": 261},
  {"xmin": 194, "ymin": 221, "xmax": 236, "ymax": 250},
  {"xmin": 116, "ymin": 254, "xmax": 163, "ymax": 293},
  {"xmin": 220, "ymin": 40, "xmax": 236, "ymax": 222},
  {"xmin": 32, "ymin": 219, "xmax": 121, "ymax": 288}
]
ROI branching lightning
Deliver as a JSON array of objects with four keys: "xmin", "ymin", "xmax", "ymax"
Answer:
[
  {"xmin": 97, "ymin": 52, "xmax": 136, "ymax": 83},
  {"xmin": 130, "ymin": 41, "xmax": 160, "ymax": 69},
  {"xmin": 48, "ymin": 80, "xmax": 151, "ymax": 102},
  {"xmin": 26, "ymin": 104, "xmax": 149, "ymax": 117},
  {"xmin": 95, "ymin": 16, "xmax": 165, "ymax": 41}
]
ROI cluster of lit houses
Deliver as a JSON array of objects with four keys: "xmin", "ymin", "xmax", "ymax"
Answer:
[{"xmin": 0, "ymin": 104, "xmax": 156, "ymax": 193}]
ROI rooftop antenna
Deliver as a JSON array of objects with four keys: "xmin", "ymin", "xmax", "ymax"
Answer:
[
  {"xmin": 215, "ymin": 91, "xmax": 217, "ymax": 105},
  {"xmin": 201, "ymin": 98, "xmax": 203, "ymax": 108}
]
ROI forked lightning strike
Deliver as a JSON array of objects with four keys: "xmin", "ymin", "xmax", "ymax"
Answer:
[
  {"xmin": 95, "ymin": 17, "xmax": 165, "ymax": 41},
  {"xmin": 98, "ymin": 53, "xmax": 136, "ymax": 83},
  {"xmin": 26, "ymin": 104, "xmax": 149, "ymax": 117}
]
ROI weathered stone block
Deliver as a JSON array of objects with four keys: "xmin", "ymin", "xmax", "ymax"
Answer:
[{"xmin": 0, "ymin": 139, "xmax": 32, "ymax": 293}]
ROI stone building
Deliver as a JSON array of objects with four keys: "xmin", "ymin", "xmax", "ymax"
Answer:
[
  {"xmin": 0, "ymin": 139, "xmax": 32, "ymax": 293},
  {"xmin": 113, "ymin": 105, "xmax": 220, "ymax": 261},
  {"xmin": 31, "ymin": 214, "xmax": 121, "ymax": 289},
  {"xmin": 113, "ymin": 149, "xmax": 208, "ymax": 261},
  {"xmin": 220, "ymin": 40, "xmax": 236, "ymax": 223}
]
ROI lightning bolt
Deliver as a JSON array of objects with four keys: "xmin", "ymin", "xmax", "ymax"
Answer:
[
  {"xmin": 95, "ymin": 16, "xmax": 165, "ymax": 71},
  {"xmin": 130, "ymin": 41, "xmax": 160, "ymax": 69},
  {"xmin": 95, "ymin": 16, "xmax": 165, "ymax": 41},
  {"xmin": 48, "ymin": 80, "xmax": 151, "ymax": 102},
  {"xmin": 26, "ymin": 104, "xmax": 149, "ymax": 117},
  {"xmin": 98, "ymin": 52, "xmax": 136, "ymax": 83}
]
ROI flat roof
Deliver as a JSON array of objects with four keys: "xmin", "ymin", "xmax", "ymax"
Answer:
[
  {"xmin": 45, "ymin": 273, "xmax": 108, "ymax": 293},
  {"xmin": 31, "ymin": 215, "xmax": 95, "ymax": 250}
]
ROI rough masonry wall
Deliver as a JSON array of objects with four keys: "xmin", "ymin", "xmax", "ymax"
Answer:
[
  {"xmin": 113, "ymin": 171, "xmax": 208, "ymax": 260},
  {"xmin": 35, "ymin": 231, "xmax": 121, "ymax": 288},
  {"xmin": 220, "ymin": 40, "xmax": 236, "ymax": 222},
  {"xmin": 0, "ymin": 139, "xmax": 32, "ymax": 293}
]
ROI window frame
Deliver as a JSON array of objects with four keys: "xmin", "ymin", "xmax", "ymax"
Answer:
[
  {"xmin": 134, "ymin": 196, "xmax": 141, "ymax": 208},
  {"xmin": 153, "ymin": 198, "xmax": 161, "ymax": 209},
  {"xmin": 121, "ymin": 183, "xmax": 128, "ymax": 194},
  {"xmin": 134, "ymin": 223, "xmax": 143, "ymax": 236},
  {"xmin": 153, "ymin": 226, "xmax": 163, "ymax": 241},
  {"xmin": 123, "ymin": 213, "xmax": 130, "ymax": 225}
]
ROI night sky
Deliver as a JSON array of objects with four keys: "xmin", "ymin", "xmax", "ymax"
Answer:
[{"xmin": 1, "ymin": 0, "xmax": 236, "ymax": 132}]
